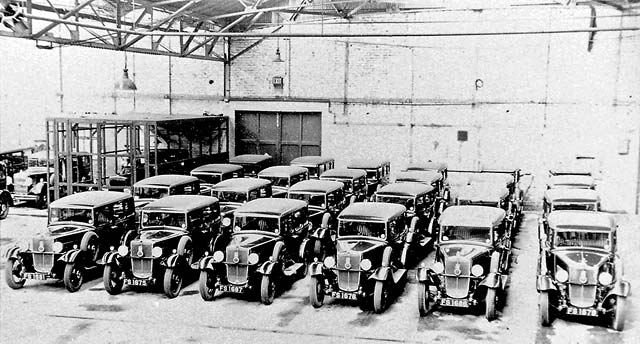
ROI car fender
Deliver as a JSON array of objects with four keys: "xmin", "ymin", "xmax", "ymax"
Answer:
[
  {"xmin": 0, "ymin": 190, "xmax": 13, "ymax": 206},
  {"xmin": 59, "ymin": 249, "xmax": 82, "ymax": 263},
  {"xmin": 257, "ymin": 260, "xmax": 277, "ymax": 276},
  {"xmin": 369, "ymin": 266, "xmax": 391, "ymax": 281},
  {"xmin": 535, "ymin": 274, "xmax": 557, "ymax": 292},
  {"xmin": 312, "ymin": 226, "xmax": 328, "ymax": 240},
  {"xmin": 479, "ymin": 271, "xmax": 502, "ymax": 289},
  {"xmin": 309, "ymin": 261, "xmax": 324, "ymax": 276},
  {"xmin": 604, "ymin": 280, "xmax": 631, "ymax": 300},
  {"xmin": 299, "ymin": 238, "xmax": 310, "ymax": 260},
  {"xmin": 165, "ymin": 253, "xmax": 182, "ymax": 269},
  {"xmin": 405, "ymin": 231, "xmax": 415, "ymax": 244},
  {"xmin": 198, "ymin": 256, "xmax": 215, "ymax": 271},
  {"xmin": 102, "ymin": 251, "xmax": 121, "ymax": 266}
]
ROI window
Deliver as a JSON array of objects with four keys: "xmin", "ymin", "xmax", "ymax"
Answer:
[
  {"xmin": 441, "ymin": 226, "xmax": 491, "ymax": 243},
  {"xmin": 339, "ymin": 221, "xmax": 386, "ymax": 238},
  {"xmin": 249, "ymin": 190, "xmax": 259, "ymax": 201},
  {"xmin": 259, "ymin": 186, "xmax": 272, "ymax": 197}
]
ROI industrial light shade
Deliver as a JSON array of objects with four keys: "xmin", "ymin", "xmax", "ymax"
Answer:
[
  {"xmin": 115, "ymin": 68, "xmax": 137, "ymax": 91},
  {"xmin": 273, "ymin": 47, "xmax": 284, "ymax": 63}
]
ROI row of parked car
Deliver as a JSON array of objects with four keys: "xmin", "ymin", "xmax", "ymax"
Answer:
[
  {"xmin": 536, "ymin": 167, "xmax": 629, "ymax": 331},
  {"xmin": 4, "ymin": 154, "xmax": 525, "ymax": 319}
]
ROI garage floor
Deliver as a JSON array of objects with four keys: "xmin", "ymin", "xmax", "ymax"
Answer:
[{"xmin": 1, "ymin": 206, "xmax": 638, "ymax": 344}]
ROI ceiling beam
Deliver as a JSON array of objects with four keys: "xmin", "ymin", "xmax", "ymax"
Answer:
[{"xmin": 32, "ymin": 0, "xmax": 95, "ymax": 39}]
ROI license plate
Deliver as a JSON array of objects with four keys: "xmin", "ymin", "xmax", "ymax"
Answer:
[
  {"xmin": 24, "ymin": 272, "xmax": 48, "ymax": 280},
  {"xmin": 567, "ymin": 307, "xmax": 598, "ymax": 317},
  {"xmin": 440, "ymin": 298, "xmax": 470, "ymax": 308},
  {"xmin": 331, "ymin": 291, "xmax": 357, "ymax": 300},
  {"xmin": 124, "ymin": 278, "xmax": 151, "ymax": 287},
  {"xmin": 218, "ymin": 284, "xmax": 246, "ymax": 293}
]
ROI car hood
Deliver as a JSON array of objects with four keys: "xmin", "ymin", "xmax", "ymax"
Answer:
[
  {"xmin": 136, "ymin": 229, "xmax": 185, "ymax": 244},
  {"xmin": 440, "ymin": 243, "xmax": 491, "ymax": 261},
  {"xmin": 220, "ymin": 203, "xmax": 241, "ymax": 215},
  {"xmin": 336, "ymin": 238, "xmax": 386, "ymax": 255},
  {"xmin": 229, "ymin": 232, "xmax": 279, "ymax": 250},
  {"xmin": 46, "ymin": 223, "xmax": 94, "ymax": 240},
  {"xmin": 553, "ymin": 249, "xmax": 609, "ymax": 270}
]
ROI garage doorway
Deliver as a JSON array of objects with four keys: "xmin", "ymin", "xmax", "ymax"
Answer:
[{"xmin": 235, "ymin": 111, "xmax": 321, "ymax": 165}]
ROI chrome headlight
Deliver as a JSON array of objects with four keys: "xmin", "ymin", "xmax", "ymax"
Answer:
[
  {"xmin": 471, "ymin": 264, "xmax": 484, "ymax": 277},
  {"xmin": 556, "ymin": 268, "xmax": 569, "ymax": 283},
  {"xmin": 598, "ymin": 272, "xmax": 613, "ymax": 285},
  {"xmin": 52, "ymin": 242, "xmax": 64, "ymax": 253},
  {"xmin": 117, "ymin": 245, "xmax": 129, "ymax": 256},
  {"xmin": 360, "ymin": 259, "xmax": 372, "ymax": 271},
  {"xmin": 323, "ymin": 256, "xmax": 335, "ymax": 269},
  {"xmin": 212, "ymin": 250, "xmax": 224, "ymax": 263},
  {"xmin": 432, "ymin": 261, "xmax": 444, "ymax": 274},
  {"xmin": 248, "ymin": 253, "xmax": 260, "ymax": 265},
  {"xmin": 152, "ymin": 247, "xmax": 163, "ymax": 258},
  {"xmin": 222, "ymin": 217, "xmax": 232, "ymax": 227}
]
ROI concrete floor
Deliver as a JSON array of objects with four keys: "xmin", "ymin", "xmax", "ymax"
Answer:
[{"xmin": 0, "ymin": 205, "xmax": 638, "ymax": 344}]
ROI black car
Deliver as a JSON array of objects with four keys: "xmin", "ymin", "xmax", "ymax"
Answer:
[
  {"xmin": 211, "ymin": 177, "xmax": 272, "ymax": 229},
  {"xmin": 347, "ymin": 159, "xmax": 391, "ymax": 196},
  {"xmin": 190, "ymin": 163, "xmax": 244, "ymax": 195},
  {"xmin": 228, "ymin": 154, "xmax": 273, "ymax": 177},
  {"xmin": 101, "ymin": 195, "xmax": 221, "ymax": 298},
  {"xmin": 320, "ymin": 168, "xmax": 368, "ymax": 203},
  {"xmin": 5, "ymin": 191, "xmax": 135, "ymax": 292},
  {"xmin": 132, "ymin": 174, "xmax": 201, "ymax": 209},
  {"xmin": 290, "ymin": 156, "xmax": 335, "ymax": 179},
  {"xmin": 257, "ymin": 165, "xmax": 309, "ymax": 198}
]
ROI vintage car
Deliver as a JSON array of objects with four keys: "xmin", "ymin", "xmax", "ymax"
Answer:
[
  {"xmin": 347, "ymin": 159, "xmax": 391, "ymax": 196},
  {"xmin": 290, "ymin": 156, "xmax": 335, "ymax": 179},
  {"xmin": 416, "ymin": 205, "xmax": 511, "ymax": 320},
  {"xmin": 374, "ymin": 182, "xmax": 441, "ymax": 263},
  {"xmin": 0, "ymin": 162, "xmax": 11, "ymax": 219},
  {"xmin": 190, "ymin": 163, "xmax": 244, "ymax": 195},
  {"xmin": 132, "ymin": 174, "xmax": 200, "ymax": 209},
  {"xmin": 4, "ymin": 191, "xmax": 135, "ymax": 292},
  {"xmin": 287, "ymin": 180, "xmax": 347, "ymax": 259},
  {"xmin": 543, "ymin": 188, "xmax": 600, "ymax": 217},
  {"xmin": 197, "ymin": 198, "xmax": 310, "ymax": 304},
  {"xmin": 228, "ymin": 154, "xmax": 273, "ymax": 177},
  {"xmin": 308, "ymin": 202, "xmax": 412, "ymax": 313},
  {"xmin": 102, "ymin": 195, "xmax": 221, "ymax": 298},
  {"xmin": 454, "ymin": 184, "xmax": 516, "ymax": 227},
  {"xmin": 257, "ymin": 166, "xmax": 309, "ymax": 198},
  {"xmin": 548, "ymin": 161, "xmax": 592, "ymax": 177},
  {"xmin": 536, "ymin": 211, "xmax": 629, "ymax": 330},
  {"xmin": 8, "ymin": 166, "xmax": 52, "ymax": 209},
  {"xmin": 211, "ymin": 177, "xmax": 272, "ymax": 229},
  {"xmin": 405, "ymin": 161, "xmax": 448, "ymax": 180},
  {"xmin": 395, "ymin": 170, "xmax": 448, "ymax": 203},
  {"xmin": 320, "ymin": 168, "xmax": 368, "ymax": 203},
  {"xmin": 466, "ymin": 169, "xmax": 524, "ymax": 218},
  {"xmin": 547, "ymin": 175, "xmax": 596, "ymax": 190}
]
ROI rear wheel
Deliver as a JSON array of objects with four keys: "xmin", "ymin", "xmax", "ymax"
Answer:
[
  {"xmin": 5, "ymin": 257, "xmax": 25, "ymax": 289},
  {"xmin": 612, "ymin": 296, "xmax": 627, "ymax": 331},
  {"xmin": 485, "ymin": 288, "xmax": 497, "ymax": 321},
  {"xmin": 198, "ymin": 270, "xmax": 216, "ymax": 301},
  {"xmin": 63, "ymin": 263, "xmax": 85, "ymax": 293},
  {"xmin": 163, "ymin": 268, "xmax": 183, "ymax": 299},
  {"xmin": 36, "ymin": 191, "xmax": 48, "ymax": 209},
  {"xmin": 418, "ymin": 282, "xmax": 431, "ymax": 316},
  {"xmin": 0, "ymin": 198, "xmax": 9, "ymax": 220},
  {"xmin": 309, "ymin": 276, "xmax": 325, "ymax": 308},
  {"xmin": 260, "ymin": 275, "xmax": 276, "ymax": 305},
  {"xmin": 539, "ymin": 291, "xmax": 551, "ymax": 326},
  {"xmin": 103, "ymin": 264, "xmax": 124, "ymax": 295},
  {"xmin": 373, "ymin": 280, "xmax": 388, "ymax": 314}
]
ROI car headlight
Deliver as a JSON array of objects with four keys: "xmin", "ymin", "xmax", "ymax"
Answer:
[
  {"xmin": 213, "ymin": 250, "xmax": 224, "ymax": 263},
  {"xmin": 117, "ymin": 245, "xmax": 129, "ymax": 256},
  {"xmin": 248, "ymin": 253, "xmax": 259, "ymax": 265},
  {"xmin": 222, "ymin": 217, "xmax": 232, "ymax": 227},
  {"xmin": 409, "ymin": 207, "xmax": 414, "ymax": 211},
  {"xmin": 556, "ymin": 268, "xmax": 569, "ymax": 283},
  {"xmin": 360, "ymin": 259, "xmax": 372, "ymax": 271},
  {"xmin": 52, "ymin": 242, "xmax": 64, "ymax": 253},
  {"xmin": 432, "ymin": 261, "xmax": 444, "ymax": 274},
  {"xmin": 233, "ymin": 226, "xmax": 241, "ymax": 233},
  {"xmin": 471, "ymin": 264, "xmax": 484, "ymax": 277},
  {"xmin": 324, "ymin": 256, "xmax": 335, "ymax": 268},
  {"xmin": 152, "ymin": 247, "xmax": 163, "ymax": 258},
  {"xmin": 598, "ymin": 272, "xmax": 613, "ymax": 285}
]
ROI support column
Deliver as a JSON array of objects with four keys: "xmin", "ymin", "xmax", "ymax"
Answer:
[{"xmin": 223, "ymin": 37, "xmax": 231, "ymax": 101}]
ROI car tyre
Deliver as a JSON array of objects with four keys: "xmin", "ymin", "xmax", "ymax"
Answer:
[
  {"xmin": 177, "ymin": 236, "xmax": 194, "ymax": 265},
  {"xmin": 198, "ymin": 270, "xmax": 216, "ymax": 301},
  {"xmin": 418, "ymin": 281, "xmax": 431, "ymax": 316},
  {"xmin": 310, "ymin": 275, "xmax": 325, "ymax": 308},
  {"xmin": 63, "ymin": 263, "xmax": 84, "ymax": 293},
  {"xmin": 485, "ymin": 288, "xmax": 497, "ymax": 321},
  {"xmin": 260, "ymin": 274, "xmax": 276, "ymax": 305},
  {"xmin": 373, "ymin": 280, "xmax": 388, "ymax": 314},
  {"xmin": 539, "ymin": 291, "xmax": 551, "ymax": 326},
  {"xmin": 5, "ymin": 257, "xmax": 26, "ymax": 289},
  {"xmin": 80, "ymin": 232, "xmax": 100, "ymax": 262},
  {"xmin": 163, "ymin": 268, "xmax": 183, "ymax": 298},
  {"xmin": 36, "ymin": 191, "xmax": 48, "ymax": 209},
  {"xmin": 0, "ymin": 199, "xmax": 9, "ymax": 220},
  {"xmin": 612, "ymin": 296, "xmax": 627, "ymax": 331},
  {"xmin": 103, "ymin": 264, "xmax": 124, "ymax": 295}
]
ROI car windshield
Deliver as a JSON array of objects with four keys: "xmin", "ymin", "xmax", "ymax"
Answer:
[
  {"xmin": 193, "ymin": 173, "xmax": 221, "ymax": 185},
  {"xmin": 263, "ymin": 176, "xmax": 290, "ymax": 188},
  {"xmin": 234, "ymin": 216, "xmax": 280, "ymax": 233},
  {"xmin": 552, "ymin": 203, "xmax": 596, "ymax": 211},
  {"xmin": 289, "ymin": 192, "xmax": 326, "ymax": 208},
  {"xmin": 306, "ymin": 167, "xmax": 319, "ymax": 178},
  {"xmin": 141, "ymin": 211, "xmax": 187, "ymax": 229},
  {"xmin": 49, "ymin": 207, "xmax": 93, "ymax": 225},
  {"xmin": 366, "ymin": 170, "xmax": 378, "ymax": 180},
  {"xmin": 213, "ymin": 191, "xmax": 248, "ymax": 203},
  {"xmin": 441, "ymin": 226, "xmax": 491, "ymax": 243},
  {"xmin": 376, "ymin": 195, "xmax": 414, "ymax": 208},
  {"xmin": 338, "ymin": 220, "xmax": 387, "ymax": 239},
  {"xmin": 554, "ymin": 230, "xmax": 610, "ymax": 249},
  {"xmin": 135, "ymin": 186, "xmax": 169, "ymax": 199}
]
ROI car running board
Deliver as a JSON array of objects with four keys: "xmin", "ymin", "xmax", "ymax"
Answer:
[{"xmin": 283, "ymin": 263, "xmax": 305, "ymax": 276}]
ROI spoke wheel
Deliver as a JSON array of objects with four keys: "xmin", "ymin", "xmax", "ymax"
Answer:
[
  {"xmin": 103, "ymin": 264, "xmax": 123, "ymax": 295},
  {"xmin": 539, "ymin": 291, "xmax": 551, "ymax": 326},
  {"xmin": 418, "ymin": 281, "xmax": 431, "ymax": 316},
  {"xmin": 309, "ymin": 276, "xmax": 325, "ymax": 308},
  {"xmin": 260, "ymin": 275, "xmax": 276, "ymax": 305},
  {"xmin": 198, "ymin": 270, "xmax": 216, "ymax": 301},
  {"xmin": 485, "ymin": 288, "xmax": 497, "ymax": 321},
  {"xmin": 163, "ymin": 268, "xmax": 183, "ymax": 299},
  {"xmin": 63, "ymin": 263, "xmax": 85, "ymax": 293},
  {"xmin": 373, "ymin": 280, "xmax": 388, "ymax": 314},
  {"xmin": 612, "ymin": 296, "xmax": 627, "ymax": 331},
  {"xmin": 5, "ymin": 257, "xmax": 26, "ymax": 289}
]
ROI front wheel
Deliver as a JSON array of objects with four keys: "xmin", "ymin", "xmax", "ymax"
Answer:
[
  {"xmin": 0, "ymin": 199, "xmax": 9, "ymax": 220},
  {"xmin": 63, "ymin": 263, "xmax": 85, "ymax": 293},
  {"xmin": 103, "ymin": 264, "xmax": 124, "ymax": 295},
  {"xmin": 198, "ymin": 270, "xmax": 216, "ymax": 301},
  {"xmin": 163, "ymin": 268, "xmax": 183, "ymax": 299},
  {"xmin": 539, "ymin": 291, "xmax": 551, "ymax": 326},
  {"xmin": 309, "ymin": 276, "xmax": 325, "ymax": 308},
  {"xmin": 612, "ymin": 296, "xmax": 627, "ymax": 331},
  {"xmin": 417, "ymin": 282, "xmax": 431, "ymax": 316},
  {"xmin": 5, "ymin": 257, "xmax": 26, "ymax": 289},
  {"xmin": 485, "ymin": 288, "xmax": 497, "ymax": 321},
  {"xmin": 373, "ymin": 280, "xmax": 388, "ymax": 314},
  {"xmin": 260, "ymin": 275, "xmax": 276, "ymax": 305},
  {"xmin": 36, "ymin": 192, "xmax": 48, "ymax": 209}
]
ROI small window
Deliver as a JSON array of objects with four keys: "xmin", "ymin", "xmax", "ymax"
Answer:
[
  {"xmin": 259, "ymin": 186, "xmax": 271, "ymax": 197},
  {"xmin": 249, "ymin": 190, "xmax": 259, "ymax": 201}
]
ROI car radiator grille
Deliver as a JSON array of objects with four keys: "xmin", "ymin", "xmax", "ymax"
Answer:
[
  {"xmin": 337, "ymin": 252, "xmax": 361, "ymax": 292},
  {"xmin": 444, "ymin": 258, "xmax": 471, "ymax": 299},
  {"xmin": 130, "ymin": 242, "xmax": 154, "ymax": 279},
  {"xmin": 568, "ymin": 284, "xmax": 597, "ymax": 308},
  {"xmin": 226, "ymin": 247, "xmax": 249, "ymax": 285},
  {"xmin": 32, "ymin": 253, "xmax": 55, "ymax": 273}
]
